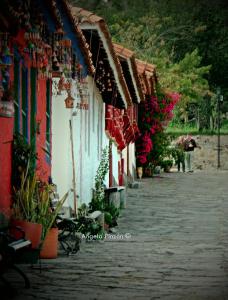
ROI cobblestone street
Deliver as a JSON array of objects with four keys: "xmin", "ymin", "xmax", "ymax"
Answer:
[{"xmin": 5, "ymin": 170, "xmax": 228, "ymax": 300}]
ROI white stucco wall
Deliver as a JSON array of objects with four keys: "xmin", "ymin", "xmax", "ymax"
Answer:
[
  {"xmin": 122, "ymin": 147, "xmax": 128, "ymax": 175},
  {"xmin": 121, "ymin": 143, "xmax": 136, "ymax": 182},
  {"xmin": 51, "ymin": 81, "xmax": 74, "ymax": 208},
  {"xmin": 112, "ymin": 142, "xmax": 121, "ymax": 185},
  {"xmin": 71, "ymin": 76, "xmax": 107, "ymax": 206},
  {"xmin": 52, "ymin": 76, "xmax": 109, "ymax": 212},
  {"xmin": 129, "ymin": 142, "xmax": 136, "ymax": 179}
]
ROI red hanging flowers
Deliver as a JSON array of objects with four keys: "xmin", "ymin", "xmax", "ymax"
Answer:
[{"xmin": 136, "ymin": 91, "xmax": 181, "ymax": 166}]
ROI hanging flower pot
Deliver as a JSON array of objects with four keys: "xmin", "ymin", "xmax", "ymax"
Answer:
[{"xmin": 64, "ymin": 92, "xmax": 74, "ymax": 109}]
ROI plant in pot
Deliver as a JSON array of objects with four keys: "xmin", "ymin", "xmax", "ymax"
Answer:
[
  {"xmin": 11, "ymin": 172, "xmax": 68, "ymax": 258},
  {"xmin": 11, "ymin": 173, "xmax": 43, "ymax": 249},
  {"xmin": 12, "ymin": 132, "xmax": 37, "ymax": 190},
  {"xmin": 160, "ymin": 159, "xmax": 173, "ymax": 173},
  {"xmin": 36, "ymin": 181, "xmax": 69, "ymax": 258}
]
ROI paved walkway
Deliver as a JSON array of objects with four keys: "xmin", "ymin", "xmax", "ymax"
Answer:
[{"xmin": 4, "ymin": 171, "xmax": 228, "ymax": 300}]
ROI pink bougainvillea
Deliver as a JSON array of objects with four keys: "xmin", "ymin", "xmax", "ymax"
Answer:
[{"xmin": 136, "ymin": 90, "xmax": 180, "ymax": 166}]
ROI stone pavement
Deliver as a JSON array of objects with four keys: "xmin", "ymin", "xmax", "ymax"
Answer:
[{"xmin": 3, "ymin": 170, "xmax": 228, "ymax": 300}]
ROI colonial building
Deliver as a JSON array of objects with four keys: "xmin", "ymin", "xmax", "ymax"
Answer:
[
  {"xmin": 0, "ymin": 0, "xmax": 64, "ymax": 215},
  {"xmin": 113, "ymin": 43, "xmax": 143, "ymax": 183},
  {"xmin": 0, "ymin": 0, "xmax": 159, "ymax": 219}
]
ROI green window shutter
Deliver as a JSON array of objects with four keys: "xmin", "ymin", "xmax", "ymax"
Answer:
[
  {"xmin": 13, "ymin": 58, "xmax": 20, "ymax": 133},
  {"xmin": 46, "ymin": 79, "xmax": 51, "ymax": 159},
  {"xmin": 22, "ymin": 67, "xmax": 28, "ymax": 140},
  {"xmin": 30, "ymin": 68, "xmax": 37, "ymax": 151}
]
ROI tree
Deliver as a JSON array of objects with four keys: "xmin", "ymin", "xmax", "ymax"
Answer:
[{"xmin": 71, "ymin": 0, "xmax": 228, "ymax": 127}]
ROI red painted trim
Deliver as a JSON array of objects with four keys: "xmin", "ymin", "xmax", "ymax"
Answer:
[
  {"xmin": 0, "ymin": 117, "xmax": 14, "ymax": 217},
  {"xmin": 35, "ymin": 78, "xmax": 51, "ymax": 182}
]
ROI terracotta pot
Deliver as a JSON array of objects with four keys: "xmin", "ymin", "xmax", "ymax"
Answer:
[
  {"xmin": 10, "ymin": 219, "xmax": 42, "ymax": 249},
  {"xmin": 40, "ymin": 228, "xmax": 58, "ymax": 259}
]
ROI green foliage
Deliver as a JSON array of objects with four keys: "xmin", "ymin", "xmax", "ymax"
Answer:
[
  {"xmin": 72, "ymin": 0, "xmax": 228, "ymax": 129},
  {"xmin": 76, "ymin": 203, "xmax": 104, "ymax": 239},
  {"xmin": 90, "ymin": 145, "xmax": 109, "ymax": 212},
  {"xmin": 88, "ymin": 143, "xmax": 121, "ymax": 229},
  {"xmin": 146, "ymin": 131, "xmax": 172, "ymax": 169},
  {"xmin": 160, "ymin": 159, "xmax": 173, "ymax": 172},
  {"xmin": 104, "ymin": 202, "xmax": 119, "ymax": 227},
  {"xmin": 12, "ymin": 172, "xmax": 68, "ymax": 241},
  {"xmin": 12, "ymin": 132, "xmax": 37, "ymax": 189},
  {"xmin": 76, "ymin": 216, "xmax": 103, "ymax": 238},
  {"xmin": 12, "ymin": 173, "xmax": 38, "ymax": 223}
]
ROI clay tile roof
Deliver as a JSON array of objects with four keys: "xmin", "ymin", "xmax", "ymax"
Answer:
[
  {"xmin": 135, "ymin": 59, "xmax": 157, "ymax": 96},
  {"xmin": 113, "ymin": 43, "xmax": 144, "ymax": 102},
  {"xmin": 113, "ymin": 43, "xmax": 134, "ymax": 59},
  {"xmin": 135, "ymin": 59, "xmax": 156, "ymax": 76},
  {"xmin": 70, "ymin": 6, "xmax": 132, "ymax": 107},
  {"xmin": 61, "ymin": 0, "xmax": 95, "ymax": 75},
  {"xmin": 71, "ymin": 7, "xmax": 104, "ymax": 24}
]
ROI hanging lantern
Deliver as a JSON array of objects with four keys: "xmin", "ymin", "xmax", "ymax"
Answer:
[{"xmin": 64, "ymin": 91, "xmax": 74, "ymax": 109}]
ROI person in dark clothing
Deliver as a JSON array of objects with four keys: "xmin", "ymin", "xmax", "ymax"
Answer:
[{"xmin": 183, "ymin": 135, "xmax": 201, "ymax": 172}]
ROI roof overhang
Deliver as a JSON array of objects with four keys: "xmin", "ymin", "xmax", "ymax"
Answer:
[
  {"xmin": 113, "ymin": 43, "xmax": 144, "ymax": 103},
  {"xmin": 135, "ymin": 59, "xmax": 157, "ymax": 96},
  {"xmin": 71, "ymin": 7, "xmax": 132, "ymax": 108}
]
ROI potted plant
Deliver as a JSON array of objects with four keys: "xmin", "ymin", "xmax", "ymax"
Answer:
[
  {"xmin": 11, "ymin": 173, "xmax": 43, "ymax": 249},
  {"xmin": 11, "ymin": 172, "xmax": 68, "ymax": 257},
  {"xmin": 37, "ymin": 182, "xmax": 68, "ymax": 258},
  {"xmin": 160, "ymin": 159, "xmax": 173, "ymax": 173}
]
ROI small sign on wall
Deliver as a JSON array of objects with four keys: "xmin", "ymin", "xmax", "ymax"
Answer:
[{"xmin": 0, "ymin": 100, "xmax": 14, "ymax": 117}]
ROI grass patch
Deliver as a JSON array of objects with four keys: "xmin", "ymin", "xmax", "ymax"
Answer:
[{"xmin": 166, "ymin": 121, "xmax": 228, "ymax": 135}]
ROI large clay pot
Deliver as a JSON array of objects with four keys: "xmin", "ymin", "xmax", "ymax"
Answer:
[
  {"xmin": 10, "ymin": 219, "xmax": 42, "ymax": 249},
  {"xmin": 40, "ymin": 228, "xmax": 58, "ymax": 259}
]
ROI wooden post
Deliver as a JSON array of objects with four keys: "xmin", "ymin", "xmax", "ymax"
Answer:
[{"xmin": 69, "ymin": 120, "xmax": 77, "ymax": 216}]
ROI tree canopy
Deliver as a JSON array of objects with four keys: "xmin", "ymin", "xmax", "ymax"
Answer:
[{"xmin": 71, "ymin": 0, "xmax": 228, "ymax": 126}]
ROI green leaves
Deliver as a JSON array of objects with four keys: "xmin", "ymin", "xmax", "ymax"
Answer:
[
  {"xmin": 90, "ymin": 145, "xmax": 110, "ymax": 212},
  {"xmin": 12, "ymin": 173, "xmax": 68, "ymax": 241}
]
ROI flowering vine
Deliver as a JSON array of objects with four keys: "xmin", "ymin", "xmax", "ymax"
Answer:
[{"xmin": 136, "ymin": 87, "xmax": 180, "ymax": 166}]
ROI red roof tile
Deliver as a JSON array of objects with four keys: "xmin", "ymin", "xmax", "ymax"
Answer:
[
  {"xmin": 70, "ymin": 6, "xmax": 132, "ymax": 107},
  {"xmin": 113, "ymin": 43, "xmax": 144, "ymax": 102},
  {"xmin": 135, "ymin": 59, "xmax": 156, "ymax": 75},
  {"xmin": 113, "ymin": 43, "xmax": 134, "ymax": 59},
  {"xmin": 135, "ymin": 59, "xmax": 157, "ymax": 96}
]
